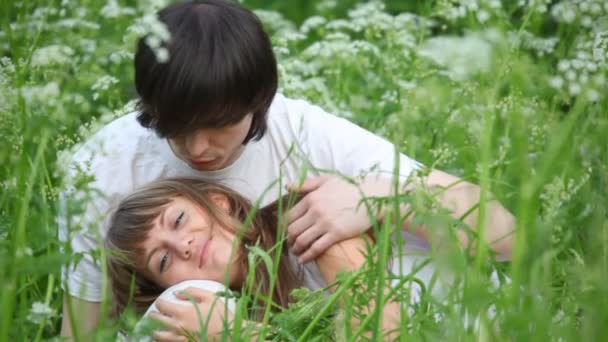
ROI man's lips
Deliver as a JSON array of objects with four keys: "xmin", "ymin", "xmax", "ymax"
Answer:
[
  {"xmin": 199, "ymin": 239, "xmax": 211, "ymax": 268},
  {"xmin": 190, "ymin": 158, "xmax": 218, "ymax": 165}
]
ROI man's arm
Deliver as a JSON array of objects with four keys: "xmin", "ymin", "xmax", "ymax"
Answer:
[
  {"xmin": 60, "ymin": 295, "xmax": 101, "ymax": 339},
  {"xmin": 413, "ymin": 169, "xmax": 515, "ymax": 258},
  {"xmin": 315, "ymin": 236, "xmax": 400, "ymax": 339},
  {"xmin": 287, "ymin": 170, "xmax": 515, "ymax": 262}
]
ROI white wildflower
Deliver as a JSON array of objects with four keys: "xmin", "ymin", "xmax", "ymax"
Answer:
[
  {"xmin": 315, "ymin": 0, "xmax": 337, "ymax": 12},
  {"xmin": 571, "ymin": 59, "xmax": 584, "ymax": 69},
  {"xmin": 0, "ymin": 57, "xmax": 15, "ymax": 77},
  {"xmin": 27, "ymin": 302, "xmax": 56, "ymax": 324},
  {"xmin": 552, "ymin": 3, "xmax": 578, "ymax": 23},
  {"xmin": 139, "ymin": 0, "xmax": 170, "ymax": 11},
  {"xmin": 585, "ymin": 61, "xmax": 598, "ymax": 72},
  {"xmin": 419, "ymin": 32, "xmax": 493, "ymax": 81},
  {"xmin": 397, "ymin": 79, "xmax": 417, "ymax": 90},
  {"xmin": 477, "ymin": 10, "xmax": 491, "ymax": 23},
  {"xmin": 586, "ymin": 88, "xmax": 600, "ymax": 101},
  {"xmin": 549, "ymin": 76, "xmax": 564, "ymax": 89},
  {"xmin": 488, "ymin": 0, "xmax": 501, "ymax": 9},
  {"xmin": 21, "ymin": 82, "xmax": 61, "ymax": 104},
  {"xmin": 325, "ymin": 19, "xmax": 354, "ymax": 32},
  {"xmin": 590, "ymin": 3, "xmax": 602, "ymax": 14},
  {"xmin": 581, "ymin": 16, "xmax": 593, "ymax": 27},
  {"xmin": 78, "ymin": 39, "xmax": 97, "ymax": 55},
  {"xmin": 108, "ymin": 50, "xmax": 133, "ymax": 64},
  {"xmin": 56, "ymin": 18, "xmax": 101, "ymax": 30},
  {"xmin": 514, "ymin": 30, "xmax": 559, "ymax": 57},
  {"xmin": 91, "ymin": 75, "xmax": 119, "ymax": 100},
  {"xmin": 101, "ymin": 0, "xmax": 135, "ymax": 18},
  {"xmin": 31, "ymin": 45, "xmax": 75, "ymax": 67},
  {"xmin": 565, "ymin": 70, "xmax": 577, "ymax": 81},
  {"xmin": 16, "ymin": 247, "xmax": 33, "ymax": 258},
  {"xmin": 91, "ymin": 76, "xmax": 119, "ymax": 100},
  {"xmin": 155, "ymin": 47, "xmax": 169, "ymax": 63},
  {"xmin": 127, "ymin": 13, "xmax": 171, "ymax": 63},
  {"xmin": 593, "ymin": 74, "xmax": 605, "ymax": 86},
  {"xmin": 254, "ymin": 10, "xmax": 296, "ymax": 35},
  {"xmin": 557, "ymin": 60, "xmax": 570, "ymax": 71},
  {"xmin": 568, "ymin": 83, "xmax": 582, "ymax": 95},
  {"xmin": 430, "ymin": 143, "xmax": 457, "ymax": 166},
  {"xmin": 300, "ymin": 16, "xmax": 327, "ymax": 35},
  {"xmin": 541, "ymin": 171, "xmax": 591, "ymax": 221}
]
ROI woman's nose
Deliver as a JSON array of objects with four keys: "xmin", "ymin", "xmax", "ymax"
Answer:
[{"xmin": 171, "ymin": 236, "xmax": 194, "ymax": 259}]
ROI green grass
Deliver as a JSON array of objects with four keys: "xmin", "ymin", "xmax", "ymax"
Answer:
[{"xmin": 1, "ymin": 0, "xmax": 607, "ymax": 340}]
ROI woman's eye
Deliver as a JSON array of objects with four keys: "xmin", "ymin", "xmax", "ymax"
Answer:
[
  {"xmin": 159, "ymin": 253, "xmax": 169, "ymax": 273},
  {"xmin": 175, "ymin": 211, "xmax": 184, "ymax": 227}
]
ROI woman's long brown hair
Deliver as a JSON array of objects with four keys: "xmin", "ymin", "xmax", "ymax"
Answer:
[{"xmin": 105, "ymin": 178, "xmax": 304, "ymax": 320}]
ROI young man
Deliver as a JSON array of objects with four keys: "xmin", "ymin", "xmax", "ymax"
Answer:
[{"xmin": 59, "ymin": 0, "xmax": 514, "ymax": 338}]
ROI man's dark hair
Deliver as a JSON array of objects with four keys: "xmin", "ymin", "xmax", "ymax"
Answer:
[{"xmin": 134, "ymin": 0, "xmax": 278, "ymax": 143}]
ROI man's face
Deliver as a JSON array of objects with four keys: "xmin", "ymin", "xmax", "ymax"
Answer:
[{"xmin": 168, "ymin": 114, "xmax": 253, "ymax": 171}]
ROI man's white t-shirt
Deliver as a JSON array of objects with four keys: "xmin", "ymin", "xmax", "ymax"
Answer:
[{"xmin": 59, "ymin": 93, "xmax": 421, "ymax": 302}]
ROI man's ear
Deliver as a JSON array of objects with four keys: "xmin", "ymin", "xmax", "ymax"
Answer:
[{"xmin": 209, "ymin": 192, "xmax": 231, "ymax": 213}]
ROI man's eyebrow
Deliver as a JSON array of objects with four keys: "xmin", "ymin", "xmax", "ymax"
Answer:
[{"xmin": 144, "ymin": 206, "xmax": 169, "ymax": 270}]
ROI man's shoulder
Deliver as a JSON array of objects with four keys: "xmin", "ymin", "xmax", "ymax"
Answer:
[
  {"xmin": 64, "ymin": 111, "xmax": 162, "ymax": 174},
  {"xmin": 268, "ymin": 93, "xmax": 323, "ymax": 126},
  {"xmin": 91, "ymin": 111, "xmax": 150, "ymax": 141},
  {"xmin": 267, "ymin": 93, "xmax": 346, "ymax": 133}
]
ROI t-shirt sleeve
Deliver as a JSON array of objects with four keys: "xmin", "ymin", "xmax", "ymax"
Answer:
[
  {"xmin": 286, "ymin": 98, "xmax": 421, "ymax": 182},
  {"xmin": 58, "ymin": 161, "xmax": 107, "ymax": 302},
  {"xmin": 57, "ymin": 133, "xmax": 130, "ymax": 302}
]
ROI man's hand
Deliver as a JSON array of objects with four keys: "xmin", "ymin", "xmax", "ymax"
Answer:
[
  {"xmin": 150, "ymin": 287, "xmax": 233, "ymax": 342},
  {"xmin": 286, "ymin": 175, "xmax": 383, "ymax": 263}
]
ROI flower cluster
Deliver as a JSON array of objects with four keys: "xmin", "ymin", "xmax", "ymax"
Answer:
[
  {"xmin": 517, "ymin": 0, "xmax": 553, "ymax": 14},
  {"xmin": 125, "ymin": 12, "xmax": 171, "ymax": 63},
  {"xmin": 31, "ymin": 45, "xmax": 75, "ymax": 67},
  {"xmin": 513, "ymin": 30, "xmax": 560, "ymax": 57},
  {"xmin": 551, "ymin": 0, "xmax": 607, "ymax": 27},
  {"xmin": 549, "ymin": 31, "xmax": 607, "ymax": 100},
  {"xmin": 27, "ymin": 302, "xmax": 56, "ymax": 325},
  {"xmin": 418, "ymin": 31, "xmax": 494, "ymax": 81},
  {"xmin": 436, "ymin": 0, "xmax": 502, "ymax": 23}
]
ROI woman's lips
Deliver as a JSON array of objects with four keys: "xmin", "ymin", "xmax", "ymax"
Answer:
[{"xmin": 199, "ymin": 239, "xmax": 211, "ymax": 268}]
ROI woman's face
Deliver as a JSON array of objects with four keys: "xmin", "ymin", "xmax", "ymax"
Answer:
[{"xmin": 138, "ymin": 195, "xmax": 244, "ymax": 289}]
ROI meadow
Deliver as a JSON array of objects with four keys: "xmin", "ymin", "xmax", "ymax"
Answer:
[{"xmin": 0, "ymin": 0, "xmax": 607, "ymax": 340}]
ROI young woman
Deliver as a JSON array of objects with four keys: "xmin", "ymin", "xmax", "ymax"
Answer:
[{"xmin": 105, "ymin": 178, "xmax": 460, "ymax": 340}]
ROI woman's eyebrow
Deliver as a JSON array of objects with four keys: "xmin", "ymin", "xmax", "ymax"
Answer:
[{"xmin": 145, "ymin": 206, "xmax": 169, "ymax": 269}]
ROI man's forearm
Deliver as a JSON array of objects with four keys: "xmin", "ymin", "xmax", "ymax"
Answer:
[
  {"xmin": 60, "ymin": 295, "xmax": 101, "ymax": 340},
  {"xmin": 419, "ymin": 176, "xmax": 515, "ymax": 258},
  {"xmin": 360, "ymin": 169, "xmax": 515, "ymax": 259}
]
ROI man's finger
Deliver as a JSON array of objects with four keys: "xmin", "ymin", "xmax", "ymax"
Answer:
[
  {"xmin": 286, "ymin": 176, "xmax": 329, "ymax": 193},
  {"xmin": 149, "ymin": 311, "xmax": 180, "ymax": 331},
  {"xmin": 285, "ymin": 197, "xmax": 309, "ymax": 225},
  {"xmin": 155, "ymin": 299, "xmax": 184, "ymax": 318},
  {"xmin": 152, "ymin": 330, "xmax": 187, "ymax": 342},
  {"xmin": 299, "ymin": 234, "xmax": 336, "ymax": 263},
  {"xmin": 175, "ymin": 287, "xmax": 212, "ymax": 302},
  {"xmin": 286, "ymin": 211, "xmax": 315, "ymax": 245},
  {"xmin": 292, "ymin": 225, "xmax": 323, "ymax": 255}
]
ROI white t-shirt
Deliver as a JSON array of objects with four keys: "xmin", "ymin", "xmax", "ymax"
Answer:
[{"xmin": 59, "ymin": 93, "xmax": 421, "ymax": 301}]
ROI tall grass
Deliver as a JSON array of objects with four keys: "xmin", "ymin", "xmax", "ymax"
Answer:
[{"xmin": 0, "ymin": 0, "xmax": 607, "ymax": 340}]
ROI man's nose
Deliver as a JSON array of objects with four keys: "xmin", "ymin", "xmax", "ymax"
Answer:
[{"xmin": 185, "ymin": 131, "xmax": 209, "ymax": 158}]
